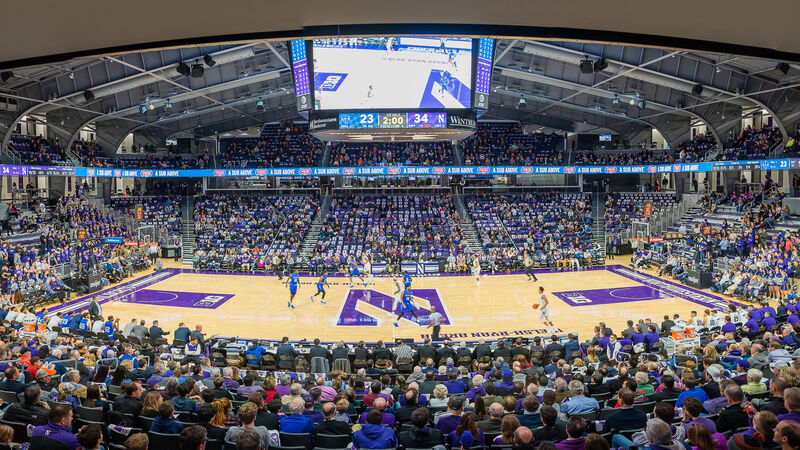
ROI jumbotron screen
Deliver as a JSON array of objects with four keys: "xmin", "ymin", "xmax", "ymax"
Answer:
[{"xmin": 312, "ymin": 37, "xmax": 473, "ymax": 110}]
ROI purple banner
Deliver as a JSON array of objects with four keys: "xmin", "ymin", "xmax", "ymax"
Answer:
[{"xmin": 553, "ymin": 285, "xmax": 669, "ymax": 307}]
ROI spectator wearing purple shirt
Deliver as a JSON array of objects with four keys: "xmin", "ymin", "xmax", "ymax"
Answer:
[
  {"xmin": 275, "ymin": 374, "xmax": 292, "ymax": 397},
  {"xmin": 31, "ymin": 404, "xmax": 80, "ymax": 450},
  {"xmin": 358, "ymin": 397, "xmax": 395, "ymax": 426},
  {"xmin": 465, "ymin": 375, "xmax": 486, "ymax": 401},
  {"xmin": 435, "ymin": 395, "xmax": 464, "ymax": 435},
  {"xmin": 644, "ymin": 325, "xmax": 660, "ymax": 351}
]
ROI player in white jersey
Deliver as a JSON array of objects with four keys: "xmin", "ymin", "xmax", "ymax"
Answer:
[
  {"xmin": 531, "ymin": 286, "xmax": 555, "ymax": 333},
  {"xmin": 362, "ymin": 254, "xmax": 373, "ymax": 285},
  {"xmin": 471, "ymin": 256, "xmax": 481, "ymax": 286},
  {"xmin": 392, "ymin": 276, "xmax": 403, "ymax": 312},
  {"xmin": 729, "ymin": 304, "xmax": 745, "ymax": 324},
  {"xmin": 712, "ymin": 310, "xmax": 725, "ymax": 327},
  {"xmin": 689, "ymin": 311, "xmax": 704, "ymax": 328}
]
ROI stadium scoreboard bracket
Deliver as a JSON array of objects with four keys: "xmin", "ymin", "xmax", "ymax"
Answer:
[{"xmin": 308, "ymin": 109, "xmax": 476, "ymax": 142}]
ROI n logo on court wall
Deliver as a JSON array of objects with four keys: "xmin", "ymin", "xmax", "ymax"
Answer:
[{"xmin": 336, "ymin": 289, "xmax": 450, "ymax": 326}]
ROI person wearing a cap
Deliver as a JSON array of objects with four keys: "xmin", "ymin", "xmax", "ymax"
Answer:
[
  {"xmin": 457, "ymin": 430, "xmax": 475, "ymax": 450},
  {"xmin": 773, "ymin": 361, "xmax": 791, "ymax": 378},
  {"xmin": 352, "ymin": 409, "xmax": 397, "ymax": 450},
  {"xmin": 494, "ymin": 370, "xmax": 515, "ymax": 395},
  {"xmin": 301, "ymin": 393, "xmax": 324, "ymax": 424},
  {"xmin": 435, "ymin": 395, "xmax": 465, "ymax": 434},
  {"xmin": 35, "ymin": 368, "xmax": 58, "ymax": 402},
  {"xmin": 701, "ymin": 365, "xmax": 723, "ymax": 400}
]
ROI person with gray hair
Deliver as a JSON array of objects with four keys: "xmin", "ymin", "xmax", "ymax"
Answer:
[
  {"xmin": 742, "ymin": 368, "xmax": 767, "ymax": 395},
  {"xmin": 560, "ymin": 380, "xmax": 599, "ymax": 415},
  {"xmin": 279, "ymin": 397, "xmax": 314, "ymax": 434},
  {"xmin": 67, "ymin": 349, "xmax": 90, "ymax": 381},
  {"xmin": 62, "ymin": 369, "xmax": 81, "ymax": 385},
  {"xmin": 477, "ymin": 402, "xmax": 505, "ymax": 434},
  {"xmin": 466, "ymin": 374, "xmax": 486, "ymax": 401},
  {"xmin": 281, "ymin": 383, "xmax": 303, "ymax": 405},
  {"xmin": 222, "ymin": 366, "xmax": 240, "ymax": 390},
  {"xmin": 406, "ymin": 365, "xmax": 425, "ymax": 384},
  {"xmin": 645, "ymin": 418, "xmax": 679, "ymax": 447},
  {"xmin": 276, "ymin": 373, "xmax": 292, "ymax": 397}
]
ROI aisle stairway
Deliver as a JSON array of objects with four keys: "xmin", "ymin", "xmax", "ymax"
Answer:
[
  {"xmin": 453, "ymin": 195, "xmax": 482, "ymax": 254},
  {"xmin": 180, "ymin": 196, "xmax": 195, "ymax": 265},
  {"xmin": 591, "ymin": 193, "xmax": 606, "ymax": 263},
  {"xmin": 297, "ymin": 195, "xmax": 332, "ymax": 270}
]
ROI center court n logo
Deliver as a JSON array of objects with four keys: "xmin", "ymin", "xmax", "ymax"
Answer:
[{"xmin": 336, "ymin": 289, "xmax": 450, "ymax": 327}]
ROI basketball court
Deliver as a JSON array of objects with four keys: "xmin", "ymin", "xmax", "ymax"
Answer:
[{"xmin": 47, "ymin": 262, "xmax": 738, "ymax": 343}]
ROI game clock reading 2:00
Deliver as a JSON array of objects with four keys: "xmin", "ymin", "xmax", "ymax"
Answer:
[{"xmin": 338, "ymin": 112, "xmax": 447, "ymax": 129}]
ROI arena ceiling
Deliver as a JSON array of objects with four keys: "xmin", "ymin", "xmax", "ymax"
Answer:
[{"xmin": 1, "ymin": 0, "xmax": 800, "ymax": 152}]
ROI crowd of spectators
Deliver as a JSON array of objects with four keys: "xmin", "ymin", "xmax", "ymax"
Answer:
[
  {"xmin": 460, "ymin": 123, "xmax": 564, "ymax": 166},
  {"xmin": 311, "ymin": 194, "xmax": 466, "ymax": 268},
  {"xmin": 573, "ymin": 150, "xmax": 677, "ymax": 166},
  {"xmin": 220, "ymin": 122, "xmax": 324, "ymax": 168},
  {"xmin": 719, "ymin": 126, "xmax": 782, "ymax": 161},
  {"xmin": 72, "ymin": 138, "xmax": 211, "ymax": 170},
  {"xmin": 330, "ymin": 141, "xmax": 453, "ymax": 167},
  {"xmin": 783, "ymin": 127, "xmax": 800, "ymax": 157},
  {"xmin": 466, "ymin": 192, "xmax": 598, "ymax": 270},
  {"xmin": 604, "ymin": 193, "xmax": 676, "ymax": 233},
  {"xmin": 110, "ymin": 196, "xmax": 182, "ymax": 237},
  {"xmin": 633, "ymin": 188, "xmax": 798, "ymax": 308},
  {"xmin": 192, "ymin": 194, "xmax": 318, "ymax": 271},
  {"xmin": 9, "ymin": 134, "xmax": 69, "ymax": 166}
]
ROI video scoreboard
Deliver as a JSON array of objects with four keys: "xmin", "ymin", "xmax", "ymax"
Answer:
[
  {"xmin": 338, "ymin": 112, "xmax": 447, "ymax": 129},
  {"xmin": 288, "ymin": 36, "xmax": 496, "ymax": 112}
]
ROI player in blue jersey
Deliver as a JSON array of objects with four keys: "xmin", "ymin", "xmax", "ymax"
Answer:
[
  {"xmin": 59, "ymin": 313, "xmax": 71, "ymax": 328},
  {"xmin": 439, "ymin": 71, "xmax": 451, "ymax": 95},
  {"xmin": 403, "ymin": 272, "xmax": 412, "ymax": 289},
  {"xmin": 103, "ymin": 316, "xmax": 115, "ymax": 339},
  {"xmin": 78, "ymin": 313, "xmax": 90, "ymax": 332},
  {"xmin": 311, "ymin": 273, "xmax": 329, "ymax": 304},
  {"xmin": 449, "ymin": 51, "xmax": 457, "ymax": 69},
  {"xmin": 284, "ymin": 271, "xmax": 300, "ymax": 309},
  {"xmin": 348, "ymin": 258, "xmax": 366, "ymax": 288},
  {"xmin": 394, "ymin": 286, "xmax": 420, "ymax": 327}
]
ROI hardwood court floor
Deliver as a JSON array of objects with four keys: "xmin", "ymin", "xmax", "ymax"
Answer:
[{"xmin": 50, "ymin": 260, "xmax": 746, "ymax": 343}]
